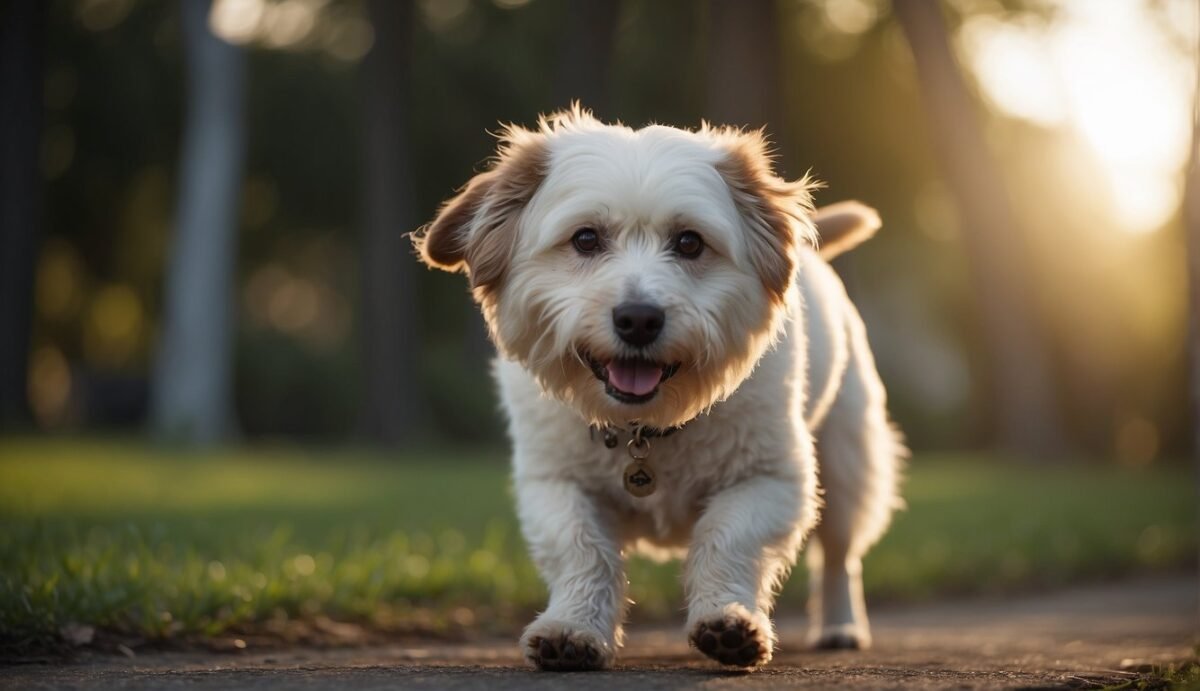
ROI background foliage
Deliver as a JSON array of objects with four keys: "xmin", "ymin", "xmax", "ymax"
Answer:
[{"xmin": 21, "ymin": 0, "xmax": 1196, "ymax": 457}]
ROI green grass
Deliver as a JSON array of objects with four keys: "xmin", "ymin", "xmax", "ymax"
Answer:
[
  {"xmin": 1105, "ymin": 658, "xmax": 1200, "ymax": 690},
  {"xmin": 0, "ymin": 439, "xmax": 1195, "ymax": 653}
]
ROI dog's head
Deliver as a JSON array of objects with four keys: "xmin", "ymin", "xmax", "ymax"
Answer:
[{"xmin": 414, "ymin": 107, "xmax": 817, "ymax": 428}]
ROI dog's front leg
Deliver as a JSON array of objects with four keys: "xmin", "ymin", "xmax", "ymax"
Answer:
[
  {"xmin": 515, "ymin": 477, "xmax": 625, "ymax": 671},
  {"xmin": 684, "ymin": 473, "xmax": 810, "ymax": 668}
]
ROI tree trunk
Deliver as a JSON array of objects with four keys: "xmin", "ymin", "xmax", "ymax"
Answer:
[
  {"xmin": 1183, "ymin": 8, "xmax": 1200, "ymax": 599},
  {"xmin": 554, "ymin": 0, "xmax": 620, "ymax": 114},
  {"xmin": 151, "ymin": 0, "xmax": 246, "ymax": 444},
  {"xmin": 893, "ymin": 0, "xmax": 1065, "ymax": 457},
  {"xmin": 706, "ymin": 0, "xmax": 783, "ymax": 137},
  {"xmin": 0, "ymin": 0, "xmax": 45, "ymax": 430},
  {"xmin": 360, "ymin": 0, "xmax": 423, "ymax": 446}
]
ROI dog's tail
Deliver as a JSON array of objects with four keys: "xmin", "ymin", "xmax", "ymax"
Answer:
[{"xmin": 813, "ymin": 201, "xmax": 881, "ymax": 261}]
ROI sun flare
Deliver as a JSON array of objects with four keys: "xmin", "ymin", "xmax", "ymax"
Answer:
[{"xmin": 958, "ymin": 0, "xmax": 1197, "ymax": 234}]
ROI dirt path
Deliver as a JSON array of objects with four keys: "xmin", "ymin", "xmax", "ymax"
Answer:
[{"xmin": 4, "ymin": 575, "xmax": 1197, "ymax": 689}]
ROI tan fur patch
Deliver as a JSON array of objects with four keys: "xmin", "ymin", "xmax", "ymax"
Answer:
[
  {"xmin": 413, "ymin": 127, "xmax": 549, "ymax": 295},
  {"xmin": 813, "ymin": 201, "xmax": 881, "ymax": 261},
  {"xmin": 711, "ymin": 128, "xmax": 817, "ymax": 302},
  {"xmin": 416, "ymin": 173, "xmax": 494, "ymax": 271}
]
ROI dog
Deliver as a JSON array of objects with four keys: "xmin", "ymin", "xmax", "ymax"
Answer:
[{"xmin": 414, "ymin": 106, "xmax": 903, "ymax": 671}]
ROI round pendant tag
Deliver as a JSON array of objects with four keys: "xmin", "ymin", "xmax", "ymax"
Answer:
[{"xmin": 623, "ymin": 461, "xmax": 656, "ymax": 497}]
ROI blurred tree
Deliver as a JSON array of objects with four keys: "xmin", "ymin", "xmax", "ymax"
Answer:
[
  {"xmin": 0, "ymin": 0, "xmax": 44, "ymax": 430},
  {"xmin": 151, "ymin": 0, "xmax": 246, "ymax": 444},
  {"xmin": 893, "ymin": 0, "xmax": 1065, "ymax": 457},
  {"xmin": 361, "ymin": 0, "xmax": 424, "ymax": 446},
  {"xmin": 706, "ymin": 0, "xmax": 879, "ymax": 326},
  {"xmin": 705, "ymin": 0, "xmax": 782, "ymax": 137},
  {"xmin": 1186, "ymin": 22, "xmax": 1200, "ymax": 463},
  {"xmin": 33, "ymin": 0, "xmax": 1187, "ymax": 454},
  {"xmin": 444, "ymin": 0, "xmax": 620, "ymax": 401},
  {"xmin": 555, "ymin": 0, "xmax": 620, "ymax": 114}
]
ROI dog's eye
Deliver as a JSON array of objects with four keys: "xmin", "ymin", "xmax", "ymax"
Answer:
[
  {"xmin": 674, "ymin": 230, "xmax": 704, "ymax": 259},
  {"xmin": 572, "ymin": 228, "xmax": 601, "ymax": 255}
]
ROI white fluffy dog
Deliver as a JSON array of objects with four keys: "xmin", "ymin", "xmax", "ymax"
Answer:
[{"xmin": 415, "ymin": 107, "xmax": 903, "ymax": 671}]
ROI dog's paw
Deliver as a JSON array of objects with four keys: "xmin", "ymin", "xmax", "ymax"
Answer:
[
  {"xmin": 687, "ymin": 603, "xmax": 773, "ymax": 668},
  {"xmin": 521, "ymin": 619, "xmax": 614, "ymax": 671},
  {"xmin": 810, "ymin": 622, "xmax": 871, "ymax": 651}
]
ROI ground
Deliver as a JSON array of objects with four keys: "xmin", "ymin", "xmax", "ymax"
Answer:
[
  {"xmin": 1, "ymin": 441, "xmax": 1196, "ymax": 687},
  {"xmin": 4, "ymin": 575, "xmax": 1195, "ymax": 690},
  {"xmin": 1, "ymin": 441, "xmax": 1195, "ymax": 652}
]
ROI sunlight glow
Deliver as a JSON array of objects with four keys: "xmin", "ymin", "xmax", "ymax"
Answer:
[
  {"xmin": 259, "ymin": 0, "xmax": 320, "ymax": 49},
  {"xmin": 824, "ymin": 0, "xmax": 880, "ymax": 35},
  {"xmin": 210, "ymin": 0, "xmax": 265, "ymax": 45},
  {"xmin": 959, "ymin": 17, "xmax": 1066, "ymax": 127},
  {"xmin": 958, "ymin": 0, "xmax": 1196, "ymax": 234},
  {"xmin": 210, "ymin": 0, "xmax": 367, "ymax": 60}
]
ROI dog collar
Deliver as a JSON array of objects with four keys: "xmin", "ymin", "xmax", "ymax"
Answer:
[
  {"xmin": 588, "ymin": 422, "xmax": 682, "ymax": 448},
  {"xmin": 589, "ymin": 422, "xmax": 687, "ymax": 498}
]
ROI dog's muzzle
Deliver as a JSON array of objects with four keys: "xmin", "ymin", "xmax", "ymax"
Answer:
[{"xmin": 585, "ymin": 353, "xmax": 680, "ymax": 404}]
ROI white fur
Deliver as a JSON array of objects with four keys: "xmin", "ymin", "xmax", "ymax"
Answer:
[
  {"xmin": 487, "ymin": 118, "xmax": 795, "ymax": 431},
  {"xmin": 420, "ymin": 112, "xmax": 904, "ymax": 669}
]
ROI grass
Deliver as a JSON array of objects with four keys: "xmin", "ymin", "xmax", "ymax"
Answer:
[
  {"xmin": 0, "ymin": 438, "xmax": 1195, "ymax": 654},
  {"xmin": 1106, "ymin": 658, "xmax": 1200, "ymax": 690}
]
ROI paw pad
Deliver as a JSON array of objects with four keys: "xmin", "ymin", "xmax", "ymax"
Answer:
[
  {"xmin": 813, "ymin": 631, "xmax": 865, "ymax": 650},
  {"xmin": 527, "ymin": 633, "xmax": 604, "ymax": 671},
  {"xmin": 689, "ymin": 615, "xmax": 770, "ymax": 667}
]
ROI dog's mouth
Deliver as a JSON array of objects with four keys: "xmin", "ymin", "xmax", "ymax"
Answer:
[{"xmin": 584, "ymin": 353, "xmax": 681, "ymax": 404}]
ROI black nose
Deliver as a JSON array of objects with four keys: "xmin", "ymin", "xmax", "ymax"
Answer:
[{"xmin": 612, "ymin": 303, "xmax": 665, "ymax": 347}]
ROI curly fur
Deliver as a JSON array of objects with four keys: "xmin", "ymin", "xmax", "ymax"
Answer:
[{"xmin": 415, "ymin": 106, "xmax": 904, "ymax": 669}]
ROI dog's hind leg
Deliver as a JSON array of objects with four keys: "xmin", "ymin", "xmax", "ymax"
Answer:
[
  {"xmin": 516, "ymin": 478, "xmax": 627, "ymax": 671},
  {"xmin": 807, "ymin": 316, "xmax": 904, "ymax": 650}
]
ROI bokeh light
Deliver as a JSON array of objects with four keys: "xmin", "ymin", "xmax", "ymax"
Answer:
[
  {"xmin": 28, "ymin": 345, "xmax": 73, "ymax": 427},
  {"xmin": 958, "ymin": 0, "xmax": 1196, "ymax": 234},
  {"xmin": 82, "ymin": 284, "xmax": 146, "ymax": 369}
]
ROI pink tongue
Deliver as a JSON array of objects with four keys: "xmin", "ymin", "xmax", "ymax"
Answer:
[{"xmin": 605, "ymin": 360, "xmax": 663, "ymax": 397}]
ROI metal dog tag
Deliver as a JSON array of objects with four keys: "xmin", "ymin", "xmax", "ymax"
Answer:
[
  {"xmin": 623, "ymin": 461, "xmax": 656, "ymax": 497},
  {"xmin": 623, "ymin": 431, "xmax": 655, "ymax": 497}
]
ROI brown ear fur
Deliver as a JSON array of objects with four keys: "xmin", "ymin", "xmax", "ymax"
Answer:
[
  {"xmin": 415, "ymin": 173, "xmax": 495, "ymax": 272},
  {"xmin": 412, "ymin": 127, "xmax": 549, "ymax": 294},
  {"xmin": 711, "ymin": 128, "xmax": 818, "ymax": 302}
]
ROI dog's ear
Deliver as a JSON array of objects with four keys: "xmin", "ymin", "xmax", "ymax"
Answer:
[
  {"xmin": 414, "ymin": 125, "xmax": 549, "ymax": 294},
  {"xmin": 711, "ymin": 128, "xmax": 818, "ymax": 303},
  {"xmin": 415, "ymin": 171, "xmax": 495, "ymax": 272}
]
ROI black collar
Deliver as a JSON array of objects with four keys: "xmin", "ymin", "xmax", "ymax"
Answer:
[{"xmin": 589, "ymin": 422, "xmax": 685, "ymax": 449}]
